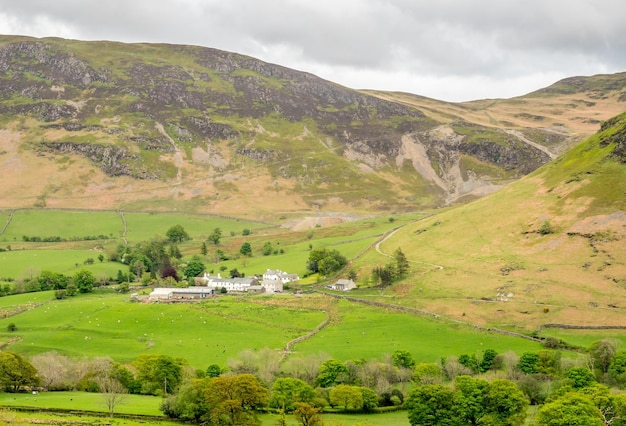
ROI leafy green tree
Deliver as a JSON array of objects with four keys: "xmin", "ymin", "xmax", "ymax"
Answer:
[
  {"xmin": 161, "ymin": 377, "xmax": 213, "ymax": 422},
  {"xmin": 536, "ymin": 350, "xmax": 561, "ymax": 377},
  {"xmin": 393, "ymin": 350, "xmax": 416, "ymax": 370},
  {"xmin": 207, "ymin": 228, "xmax": 222, "ymax": 245},
  {"xmin": 293, "ymin": 402, "xmax": 322, "ymax": 426},
  {"xmin": 536, "ymin": 392, "xmax": 603, "ymax": 426},
  {"xmin": 73, "ymin": 269, "xmax": 95, "ymax": 293},
  {"xmin": 567, "ymin": 367, "xmax": 597, "ymax": 389},
  {"xmin": 242, "ymin": 228, "xmax": 251, "ymax": 236},
  {"xmin": 406, "ymin": 384, "xmax": 456, "ymax": 426},
  {"xmin": 315, "ymin": 359, "xmax": 347, "ymax": 388},
  {"xmin": 306, "ymin": 248, "xmax": 347, "ymax": 276},
  {"xmin": 483, "ymin": 379, "xmax": 528, "ymax": 426},
  {"xmin": 270, "ymin": 377, "xmax": 316, "ymax": 411},
  {"xmin": 0, "ymin": 352, "xmax": 40, "ymax": 392},
  {"xmin": 517, "ymin": 352, "xmax": 538, "ymax": 374},
  {"xmin": 453, "ymin": 375, "xmax": 490, "ymax": 425},
  {"xmin": 38, "ymin": 270, "xmax": 68, "ymax": 290},
  {"xmin": 201, "ymin": 242, "xmax": 208, "ymax": 256},
  {"xmin": 262, "ymin": 241, "xmax": 273, "ymax": 256},
  {"xmin": 413, "ymin": 362, "xmax": 443, "ymax": 385},
  {"xmin": 206, "ymin": 364, "xmax": 222, "ymax": 378},
  {"xmin": 240, "ymin": 242, "xmax": 252, "ymax": 257},
  {"xmin": 229, "ymin": 268, "xmax": 244, "ymax": 278},
  {"xmin": 479, "ymin": 349, "xmax": 498, "ymax": 373},
  {"xmin": 359, "ymin": 386, "xmax": 378, "ymax": 411},
  {"xmin": 133, "ymin": 354, "xmax": 185, "ymax": 396},
  {"xmin": 209, "ymin": 374, "xmax": 269, "ymax": 425},
  {"xmin": 609, "ymin": 350, "xmax": 626, "ymax": 387},
  {"xmin": 184, "ymin": 258, "xmax": 205, "ymax": 280},
  {"xmin": 329, "ymin": 384, "xmax": 363, "ymax": 409},
  {"xmin": 166, "ymin": 225, "xmax": 190, "ymax": 243}
]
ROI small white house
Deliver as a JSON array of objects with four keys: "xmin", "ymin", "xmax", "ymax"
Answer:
[
  {"xmin": 262, "ymin": 269, "xmax": 299, "ymax": 283},
  {"xmin": 330, "ymin": 279, "xmax": 356, "ymax": 292},
  {"xmin": 261, "ymin": 279, "xmax": 284, "ymax": 293}
]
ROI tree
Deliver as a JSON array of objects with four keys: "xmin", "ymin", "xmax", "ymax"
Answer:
[
  {"xmin": 166, "ymin": 225, "xmax": 190, "ymax": 243},
  {"xmin": 393, "ymin": 350, "xmax": 416, "ymax": 370},
  {"xmin": 608, "ymin": 351, "xmax": 626, "ymax": 387},
  {"xmin": 242, "ymin": 228, "xmax": 251, "ymax": 236},
  {"xmin": 293, "ymin": 402, "xmax": 322, "ymax": 426},
  {"xmin": 239, "ymin": 242, "xmax": 252, "ymax": 257},
  {"xmin": 407, "ymin": 384, "xmax": 456, "ymax": 426},
  {"xmin": 7, "ymin": 322, "xmax": 17, "ymax": 332},
  {"xmin": 184, "ymin": 258, "xmax": 205, "ymax": 280},
  {"xmin": 229, "ymin": 268, "xmax": 244, "ymax": 278},
  {"xmin": 483, "ymin": 379, "xmax": 528, "ymax": 426},
  {"xmin": 133, "ymin": 354, "xmax": 185, "ymax": 396},
  {"xmin": 329, "ymin": 384, "xmax": 363, "ymax": 410},
  {"xmin": 306, "ymin": 248, "xmax": 347, "ymax": 276},
  {"xmin": 567, "ymin": 367, "xmax": 597, "ymax": 389},
  {"xmin": 359, "ymin": 386, "xmax": 379, "ymax": 411},
  {"xmin": 38, "ymin": 270, "xmax": 67, "ymax": 290},
  {"xmin": 161, "ymin": 377, "xmax": 213, "ymax": 423},
  {"xmin": 207, "ymin": 228, "xmax": 222, "ymax": 246},
  {"xmin": 413, "ymin": 362, "xmax": 442, "ymax": 385},
  {"xmin": 453, "ymin": 375, "xmax": 490, "ymax": 425},
  {"xmin": 201, "ymin": 242, "xmax": 208, "ymax": 256},
  {"xmin": 206, "ymin": 364, "xmax": 222, "ymax": 378},
  {"xmin": 209, "ymin": 374, "xmax": 269, "ymax": 425},
  {"xmin": 0, "ymin": 352, "xmax": 40, "ymax": 392},
  {"xmin": 517, "ymin": 352, "xmax": 538, "ymax": 374},
  {"xmin": 372, "ymin": 264, "xmax": 395, "ymax": 287},
  {"xmin": 161, "ymin": 265, "xmax": 179, "ymax": 282},
  {"xmin": 74, "ymin": 269, "xmax": 95, "ymax": 293},
  {"xmin": 271, "ymin": 377, "xmax": 316, "ymax": 412},
  {"xmin": 589, "ymin": 339, "xmax": 617, "ymax": 375},
  {"xmin": 316, "ymin": 359, "xmax": 347, "ymax": 388},
  {"xmin": 98, "ymin": 376, "xmax": 128, "ymax": 417},
  {"xmin": 536, "ymin": 392, "xmax": 603, "ymax": 426},
  {"xmin": 394, "ymin": 247, "xmax": 409, "ymax": 277},
  {"xmin": 262, "ymin": 241, "xmax": 273, "ymax": 256}
]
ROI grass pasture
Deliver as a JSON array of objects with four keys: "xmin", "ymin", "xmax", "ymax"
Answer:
[
  {"xmin": 0, "ymin": 290, "xmax": 542, "ymax": 370},
  {"xmin": 0, "ymin": 291, "xmax": 326, "ymax": 368},
  {"xmin": 0, "ymin": 209, "xmax": 123, "ymax": 242},
  {"xmin": 0, "ymin": 249, "xmax": 122, "ymax": 280},
  {"xmin": 293, "ymin": 298, "xmax": 543, "ymax": 363},
  {"xmin": 122, "ymin": 211, "xmax": 269, "ymax": 243},
  {"xmin": 0, "ymin": 391, "xmax": 163, "ymax": 416}
]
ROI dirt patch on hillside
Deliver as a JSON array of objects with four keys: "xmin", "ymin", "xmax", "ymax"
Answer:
[{"xmin": 283, "ymin": 214, "xmax": 360, "ymax": 231}]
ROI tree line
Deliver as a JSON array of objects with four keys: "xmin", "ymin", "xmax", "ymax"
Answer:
[{"xmin": 3, "ymin": 338, "xmax": 626, "ymax": 425}]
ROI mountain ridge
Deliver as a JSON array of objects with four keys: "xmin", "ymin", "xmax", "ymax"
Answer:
[{"xmin": 0, "ymin": 35, "xmax": 624, "ymax": 217}]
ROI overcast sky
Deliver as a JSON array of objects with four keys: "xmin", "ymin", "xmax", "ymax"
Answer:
[{"xmin": 0, "ymin": 0, "xmax": 624, "ymax": 102}]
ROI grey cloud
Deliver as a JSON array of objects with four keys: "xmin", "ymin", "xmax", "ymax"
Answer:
[{"xmin": 0, "ymin": 0, "xmax": 624, "ymax": 101}]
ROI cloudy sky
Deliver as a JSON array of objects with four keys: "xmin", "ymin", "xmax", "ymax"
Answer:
[{"xmin": 0, "ymin": 0, "xmax": 624, "ymax": 102}]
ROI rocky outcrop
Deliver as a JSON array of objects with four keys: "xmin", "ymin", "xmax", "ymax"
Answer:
[{"xmin": 41, "ymin": 142, "xmax": 157, "ymax": 179}]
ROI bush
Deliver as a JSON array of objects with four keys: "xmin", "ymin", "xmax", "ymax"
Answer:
[
  {"xmin": 54, "ymin": 290, "xmax": 67, "ymax": 299},
  {"xmin": 7, "ymin": 322, "xmax": 17, "ymax": 332}
]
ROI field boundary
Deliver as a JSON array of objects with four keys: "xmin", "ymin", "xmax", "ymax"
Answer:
[{"xmin": 0, "ymin": 209, "xmax": 14, "ymax": 236}]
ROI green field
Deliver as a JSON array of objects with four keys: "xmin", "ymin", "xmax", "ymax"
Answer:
[
  {"xmin": 0, "ymin": 391, "xmax": 163, "ymax": 416},
  {"xmin": 0, "ymin": 289, "xmax": 544, "ymax": 370},
  {"xmin": 0, "ymin": 391, "xmax": 411, "ymax": 425}
]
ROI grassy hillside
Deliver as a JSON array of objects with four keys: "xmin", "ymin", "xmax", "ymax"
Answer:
[
  {"xmin": 353, "ymin": 112, "xmax": 626, "ymax": 332},
  {"xmin": 1, "ymin": 36, "xmax": 623, "ymax": 215}
]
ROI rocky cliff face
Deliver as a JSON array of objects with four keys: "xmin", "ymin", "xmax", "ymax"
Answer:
[{"xmin": 0, "ymin": 36, "xmax": 585, "ymax": 213}]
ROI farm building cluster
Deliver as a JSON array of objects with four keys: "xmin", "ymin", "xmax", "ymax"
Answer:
[{"xmin": 146, "ymin": 269, "xmax": 300, "ymax": 301}]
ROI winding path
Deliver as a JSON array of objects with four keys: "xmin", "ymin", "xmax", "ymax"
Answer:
[
  {"xmin": 0, "ymin": 209, "xmax": 14, "ymax": 236},
  {"xmin": 117, "ymin": 210, "xmax": 128, "ymax": 245},
  {"xmin": 375, "ymin": 224, "xmax": 444, "ymax": 270}
]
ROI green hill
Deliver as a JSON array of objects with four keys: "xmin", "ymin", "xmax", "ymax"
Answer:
[{"xmin": 357, "ymin": 111, "xmax": 626, "ymax": 332}]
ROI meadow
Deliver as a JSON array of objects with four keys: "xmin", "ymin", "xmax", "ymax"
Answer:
[
  {"xmin": 0, "ymin": 392, "xmax": 412, "ymax": 425},
  {"xmin": 0, "ymin": 289, "xmax": 544, "ymax": 370}
]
